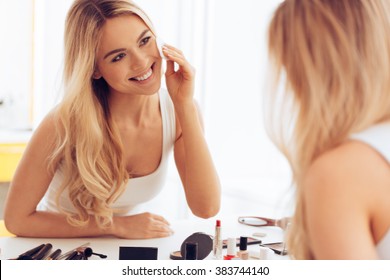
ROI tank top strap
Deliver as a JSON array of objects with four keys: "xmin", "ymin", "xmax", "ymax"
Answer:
[
  {"xmin": 159, "ymin": 88, "xmax": 176, "ymax": 152},
  {"xmin": 350, "ymin": 122, "xmax": 390, "ymax": 163}
]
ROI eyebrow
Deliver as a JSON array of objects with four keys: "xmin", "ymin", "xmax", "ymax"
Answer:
[{"xmin": 103, "ymin": 29, "xmax": 151, "ymax": 60}]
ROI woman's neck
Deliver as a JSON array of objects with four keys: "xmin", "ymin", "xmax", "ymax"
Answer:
[{"xmin": 108, "ymin": 90, "xmax": 160, "ymax": 128}]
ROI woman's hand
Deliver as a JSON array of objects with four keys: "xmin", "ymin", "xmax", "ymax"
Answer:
[
  {"xmin": 163, "ymin": 44, "xmax": 195, "ymax": 106},
  {"xmin": 113, "ymin": 212, "xmax": 174, "ymax": 239}
]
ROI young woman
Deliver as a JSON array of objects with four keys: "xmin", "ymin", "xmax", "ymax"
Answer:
[
  {"xmin": 4, "ymin": 0, "xmax": 220, "ymax": 239},
  {"xmin": 268, "ymin": 0, "xmax": 390, "ymax": 259}
]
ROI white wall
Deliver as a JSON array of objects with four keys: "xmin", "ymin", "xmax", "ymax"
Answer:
[{"xmin": 0, "ymin": 0, "xmax": 33, "ymax": 130}]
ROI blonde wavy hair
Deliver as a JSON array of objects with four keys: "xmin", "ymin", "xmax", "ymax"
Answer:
[
  {"xmin": 267, "ymin": 0, "xmax": 390, "ymax": 259},
  {"xmin": 50, "ymin": 0, "xmax": 156, "ymax": 228}
]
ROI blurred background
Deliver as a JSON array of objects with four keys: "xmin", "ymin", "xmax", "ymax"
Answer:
[{"xmin": 0, "ymin": 0, "xmax": 292, "ymax": 221}]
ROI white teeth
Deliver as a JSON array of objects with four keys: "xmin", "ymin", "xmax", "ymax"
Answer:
[{"xmin": 133, "ymin": 68, "xmax": 152, "ymax": 81}]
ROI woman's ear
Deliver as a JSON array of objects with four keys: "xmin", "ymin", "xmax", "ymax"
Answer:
[{"xmin": 93, "ymin": 69, "xmax": 102, "ymax": 79}]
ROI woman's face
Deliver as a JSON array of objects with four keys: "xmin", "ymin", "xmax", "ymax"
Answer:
[{"xmin": 95, "ymin": 15, "xmax": 162, "ymax": 96}]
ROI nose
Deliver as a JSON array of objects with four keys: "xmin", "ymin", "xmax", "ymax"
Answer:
[{"xmin": 129, "ymin": 49, "xmax": 148, "ymax": 72}]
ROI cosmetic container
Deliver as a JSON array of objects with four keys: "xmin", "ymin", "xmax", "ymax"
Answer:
[
  {"xmin": 224, "ymin": 238, "xmax": 237, "ymax": 260},
  {"xmin": 259, "ymin": 247, "xmax": 273, "ymax": 260},
  {"xmin": 213, "ymin": 220, "xmax": 222, "ymax": 259},
  {"xmin": 184, "ymin": 242, "xmax": 198, "ymax": 260},
  {"xmin": 237, "ymin": 236, "xmax": 249, "ymax": 260}
]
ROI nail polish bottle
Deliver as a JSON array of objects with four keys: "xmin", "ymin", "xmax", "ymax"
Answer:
[
  {"xmin": 237, "ymin": 236, "xmax": 249, "ymax": 260},
  {"xmin": 184, "ymin": 242, "xmax": 198, "ymax": 260},
  {"xmin": 224, "ymin": 238, "xmax": 237, "ymax": 260}
]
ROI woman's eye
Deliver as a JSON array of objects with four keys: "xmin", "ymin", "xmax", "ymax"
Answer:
[
  {"xmin": 140, "ymin": 36, "xmax": 151, "ymax": 46},
  {"xmin": 112, "ymin": 53, "xmax": 126, "ymax": 62}
]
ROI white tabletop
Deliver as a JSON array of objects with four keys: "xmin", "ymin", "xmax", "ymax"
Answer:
[{"xmin": 0, "ymin": 217, "xmax": 288, "ymax": 260}]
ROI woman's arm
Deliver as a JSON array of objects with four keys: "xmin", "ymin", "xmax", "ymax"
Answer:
[
  {"xmin": 4, "ymin": 113, "xmax": 172, "ymax": 239},
  {"xmin": 4, "ymin": 112, "xmax": 110, "ymax": 237},
  {"xmin": 303, "ymin": 141, "xmax": 388, "ymax": 259},
  {"xmin": 163, "ymin": 45, "xmax": 221, "ymax": 218}
]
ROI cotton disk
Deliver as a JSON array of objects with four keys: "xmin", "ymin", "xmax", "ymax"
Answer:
[{"xmin": 156, "ymin": 37, "xmax": 166, "ymax": 59}]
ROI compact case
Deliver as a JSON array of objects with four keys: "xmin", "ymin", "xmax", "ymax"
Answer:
[{"xmin": 119, "ymin": 246, "xmax": 158, "ymax": 260}]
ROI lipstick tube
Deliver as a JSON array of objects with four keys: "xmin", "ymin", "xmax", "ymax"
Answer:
[{"xmin": 213, "ymin": 220, "xmax": 222, "ymax": 260}]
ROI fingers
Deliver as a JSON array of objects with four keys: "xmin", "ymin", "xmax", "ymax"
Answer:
[
  {"xmin": 151, "ymin": 222, "xmax": 174, "ymax": 237},
  {"xmin": 163, "ymin": 45, "xmax": 185, "ymax": 63},
  {"xmin": 136, "ymin": 212, "xmax": 174, "ymax": 238},
  {"xmin": 153, "ymin": 214, "xmax": 171, "ymax": 226},
  {"xmin": 147, "ymin": 213, "xmax": 172, "ymax": 232},
  {"xmin": 165, "ymin": 59, "xmax": 176, "ymax": 77},
  {"xmin": 164, "ymin": 44, "xmax": 184, "ymax": 55},
  {"xmin": 162, "ymin": 45, "xmax": 194, "ymax": 77}
]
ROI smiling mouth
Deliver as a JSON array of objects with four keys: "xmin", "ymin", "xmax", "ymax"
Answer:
[{"xmin": 129, "ymin": 63, "xmax": 155, "ymax": 82}]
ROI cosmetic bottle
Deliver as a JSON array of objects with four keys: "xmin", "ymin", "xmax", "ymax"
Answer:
[
  {"xmin": 184, "ymin": 242, "xmax": 198, "ymax": 260},
  {"xmin": 237, "ymin": 236, "xmax": 249, "ymax": 260},
  {"xmin": 259, "ymin": 247, "xmax": 273, "ymax": 260},
  {"xmin": 224, "ymin": 238, "xmax": 237, "ymax": 260},
  {"xmin": 213, "ymin": 220, "xmax": 222, "ymax": 259}
]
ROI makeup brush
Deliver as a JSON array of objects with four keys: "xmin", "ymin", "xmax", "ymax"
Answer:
[
  {"xmin": 31, "ymin": 243, "xmax": 53, "ymax": 260},
  {"xmin": 69, "ymin": 253, "xmax": 84, "ymax": 260},
  {"xmin": 57, "ymin": 242, "xmax": 90, "ymax": 260},
  {"xmin": 44, "ymin": 249, "xmax": 62, "ymax": 260},
  {"xmin": 13, "ymin": 244, "xmax": 45, "ymax": 260},
  {"xmin": 65, "ymin": 251, "xmax": 78, "ymax": 260}
]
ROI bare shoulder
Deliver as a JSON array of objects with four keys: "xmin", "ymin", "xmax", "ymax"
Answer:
[
  {"xmin": 37, "ymin": 108, "xmax": 59, "ymax": 131},
  {"xmin": 304, "ymin": 140, "xmax": 390, "ymax": 200},
  {"xmin": 31, "ymin": 109, "xmax": 60, "ymax": 145},
  {"xmin": 303, "ymin": 141, "xmax": 390, "ymax": 258},
  {"xmin": 8, "ymin": 109, "xmax": 62, "ymax": 202},
  {"xmin": 22, "ymin": 109, "xmax": 62, "ymax": 162}
]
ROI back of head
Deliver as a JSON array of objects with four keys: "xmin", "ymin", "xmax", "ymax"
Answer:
[{"xmin": 267, "ymin": 0, "xmax": 390, "ymax": 259}]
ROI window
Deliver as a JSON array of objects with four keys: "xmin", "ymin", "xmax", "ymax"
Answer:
[{"xmin": 0, "ymin": 0, "xmax": 34, "ymax": 130}]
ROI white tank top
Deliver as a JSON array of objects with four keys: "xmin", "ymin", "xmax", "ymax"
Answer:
[
  {"xmin": 38, "ymin": 89, "xmax": 176, "ymax": 215},
  {"xmin": 351, "ymin": 122, "xmax": 390, "ymax": 259}
]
